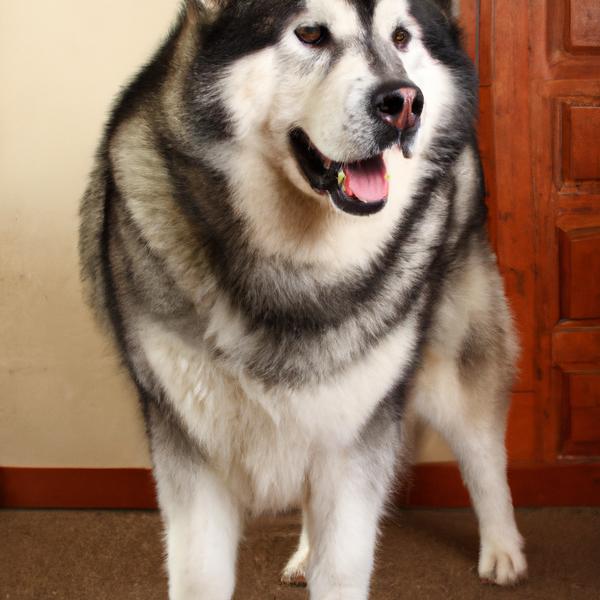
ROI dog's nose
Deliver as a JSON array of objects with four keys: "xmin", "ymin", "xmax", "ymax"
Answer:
[{"xmin": 374, "ymin": 85, "xmax": 424, "ymax": 131}]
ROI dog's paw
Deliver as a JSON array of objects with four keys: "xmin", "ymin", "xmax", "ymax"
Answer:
[
  {"xmin": 310, "ymin": 586, "xmax": 367, "ymax": 600},
  {"xmin": 281, "ymin": 548, "xmax": 308, "ymax": 587},
  {"xmin": 478, "ymin": 535, "xmax": 527, "ymax": 585}
]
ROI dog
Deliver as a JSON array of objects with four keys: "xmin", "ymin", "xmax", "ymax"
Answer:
[{"xmin": 79, "ymin": 1, "xmax": 527, "ymax": 597}]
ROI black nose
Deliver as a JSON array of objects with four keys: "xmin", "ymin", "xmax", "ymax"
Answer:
[{"xmin": 374, "ymin": 85, "xmax": 424, "ymax": 131}]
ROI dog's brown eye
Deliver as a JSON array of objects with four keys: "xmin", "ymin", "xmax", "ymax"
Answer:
[
  {"xmin": 393, "ymin": 27, "xmax": 411, "ymax": 48},
  {"xmin": 295, "ymin": 24, "xmax": 328, "ymax": 46}
]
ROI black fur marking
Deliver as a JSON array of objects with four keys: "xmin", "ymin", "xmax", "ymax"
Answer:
[
  {"xmin": 95, "ymin": 162, "xmax": 161, "ymax": 429},
  {"xmin": 184, "ymin": 0, "xmax": 306, "ymax": 142},
  {"xmin": 347, "ymin": 0, "xmax": 376, "ymax": 28},
  {"xmin": 113, "ymin": 199, "xmax": 194, "ymax": 319},
  {"xmin": 361, "ymin": 35, "xmax": 397, "ymax": 77},
  {"xmin": 408, "ymin": 0, "xmax": 472, "ymax": 72},
  {"xmin": 96, "ymin": 149, "xmax": 204, "ymax": 441},
  {"xmin": 98, "ymin": 163, "xmax": 136, "ymax": 371},
  {"xmin": 429, "ymin": 0, "xmax": 454, "ymax": 17},
  {"xmin": 202, "ymin": 0, "xmax": 305, "ymax": 59},
  {"xmin": 145, "ymin": 389, "xmax": 207, "ymax": 468}
]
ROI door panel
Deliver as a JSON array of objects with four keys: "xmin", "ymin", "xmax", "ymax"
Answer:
[
  {"xmin": 559, "ymin": 226, "xmax": 600, "ymax": 319},
  {"xmin": 567, "ymin": 0, "xmax": 600, "ymax": 53},
  {"xmin": 557, "ymin": 367, "xmax": 600, "ymax": 457},
  {"xmin": 530, "ymin": 0, "xmax": 600, "ymax": 464},
  {"xmin": 563, "ymin": 105, "xmax": 600, "ymax": 182}
]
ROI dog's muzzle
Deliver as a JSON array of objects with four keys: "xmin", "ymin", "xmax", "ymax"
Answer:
[{"xmin": 288, "ymin": 82, "xmax": 425, "ymax": 217}]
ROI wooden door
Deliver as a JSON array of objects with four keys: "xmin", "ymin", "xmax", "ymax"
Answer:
[
  {"xmin": 529, "ymin": 0, "xmax": 600, "ymax": 471},
  {"xmin": 409, "ymin": 0, "xmax": 600, "ymax": 506}
]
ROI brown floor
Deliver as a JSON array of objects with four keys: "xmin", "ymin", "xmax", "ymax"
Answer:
[{"xmin": 0, "ymin": 508, "xmax": 598, "ymax": 599}]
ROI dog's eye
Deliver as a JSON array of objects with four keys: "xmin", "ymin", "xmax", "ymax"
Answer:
[
  {"xmin": 295, "ymin": 24, "xmax": 329, "ymax": 46},
  {"xmin": 392, "ymin": 27, "xmax": 411, "ymax": 49}
]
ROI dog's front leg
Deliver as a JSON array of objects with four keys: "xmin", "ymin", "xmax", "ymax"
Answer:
[
  {"xmin": 150, "ymin": 409, "xmax": 242, "ymax": 600},
  {"xmin": 305, "ymin": 433, "xmax": 398, "ymax": 600},
  {"xmin": 414, "ymin": 382, "xmax": 527, "ymax": 585},
  {"xmin": 446, "ymin": 417, "xmax": 527, "ymax": 585},
  {"xmin": 157, "ymin": 461, "xmax": 242, "ymax": 600}
]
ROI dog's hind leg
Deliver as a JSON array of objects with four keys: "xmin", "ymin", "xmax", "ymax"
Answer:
[
  {"xmin": 413, "ymin": 351, "xmax": 527, "ymax": 586},
  {"xmin": 281, "ymin": 511, "xmax": 309, "ymax": 587},
  {"xmin": 148, "ymin": 401, "xmax": 242, "ymax": 600}
]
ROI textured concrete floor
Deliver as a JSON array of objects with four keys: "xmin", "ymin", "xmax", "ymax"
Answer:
[{"xmin": 1, "ymin": 508, "xmax": 599, "ymax": 599}]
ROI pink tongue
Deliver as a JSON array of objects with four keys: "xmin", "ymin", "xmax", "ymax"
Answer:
[{"xmin": 344, "ymin": 156, "xmax": 388, "ymax": 203}]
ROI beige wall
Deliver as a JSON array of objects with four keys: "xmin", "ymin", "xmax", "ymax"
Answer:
[{"xmin": 0, "ymin": 0, "xmax": 452, "ymax": 469}]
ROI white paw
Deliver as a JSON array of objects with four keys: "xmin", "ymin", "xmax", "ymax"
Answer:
[
  {"xmin": 311, "ymin": 587, "xmax": 368, "ymax": 600},
  {"xmin": 281, "ymin": 547, "xmax": 308, "ymax": 587},
  {"xmin": 478, "ymin": 534, "xmax": 527, "ymax": 585}
]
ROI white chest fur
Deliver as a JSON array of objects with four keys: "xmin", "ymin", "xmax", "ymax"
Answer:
[{"xmin": 136, "ymin": 312, "xmax": 417, "ymax": 514}]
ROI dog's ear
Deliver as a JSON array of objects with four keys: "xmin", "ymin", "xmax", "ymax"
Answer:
[
  {"xmin": 185, "ymin": 0, "xmax": 226, "ymax": 21},
  {"xmin": 431, "ymin": 0, "xmax": 455, "ymax": 16},
  {"xmin": 198, "ymin": 0, "xmax": 225, "ymax": 12}
]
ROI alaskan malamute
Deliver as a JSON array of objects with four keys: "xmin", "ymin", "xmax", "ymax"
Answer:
[{"xmin": 80, "ymin": 0, "xmax": 527, "ymax": 597}]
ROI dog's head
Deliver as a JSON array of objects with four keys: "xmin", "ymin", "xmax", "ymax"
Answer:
[{"xmin": 183, "ymin": 0, "xmax": 476, "ymax": 216}]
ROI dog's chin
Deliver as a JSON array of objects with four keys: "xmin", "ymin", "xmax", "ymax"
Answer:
[{"xmin": 288, "ymin": 128, "xmax": 419, "ymax": 217}]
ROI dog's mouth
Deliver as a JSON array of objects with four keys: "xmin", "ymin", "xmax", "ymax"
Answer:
[{"xmin": 289, "ymin": 129, "xmax": 392, "ymax": 217}]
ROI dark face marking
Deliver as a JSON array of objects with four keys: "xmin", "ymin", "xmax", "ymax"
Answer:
[
  {"xmin": 405, "ymin": 0, "xmax": 478, "ymax": 162},
  {"xmin": 337, "ymin": 1, "xmax": 403, "ymax": 79},
  {"xmin": 407, "ymin": 0, "xmax": 469, "ymax": 68},
  {"xmin": 345, "ymin": 0, "xmax": 376, "ymax": 28},
  {"xmin": 201, "ymin": 0, "xmax": 305, "ymax": 61},
  {"xmin": 184, "ymin": 0, "xmax": 306, "ymax": 142},
  {"xmin": 430, "ymin": 0, "xmax": 454, "ymax": 17}
]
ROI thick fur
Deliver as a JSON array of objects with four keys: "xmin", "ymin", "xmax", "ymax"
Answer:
[{"xmin": 80, "ymin": 1, "xmax": 527, "ymax": 598}]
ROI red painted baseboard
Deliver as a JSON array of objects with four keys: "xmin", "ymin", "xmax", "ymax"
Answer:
[
  {"xmin": 399, "ymin": 462, "xmax": 600, "ymax": 508},
  {"xmin": 1, "ymin": 463, "xmax": 599, "ymax": 509},
  {"xmin": 0, "ymin": 468, "xmax": 157, "ymax": 510}
]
